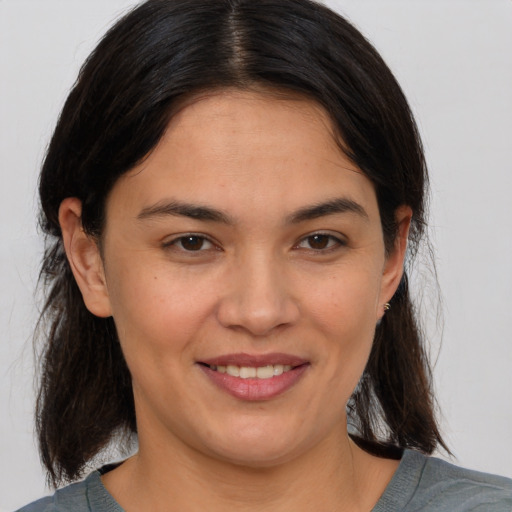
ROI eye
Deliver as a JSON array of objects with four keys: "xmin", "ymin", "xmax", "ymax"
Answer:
[
  {"xmin": 295, "ymin": 233, "xmax": 344, "ymax": 251},
  {"xmin": 166, "ymin": 235, "xmax": 215, "ymax": 252}
]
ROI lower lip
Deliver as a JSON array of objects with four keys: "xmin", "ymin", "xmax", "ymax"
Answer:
[{"xmin": 199, "ymin": 364, "xmax": 309, "ymax": 401}]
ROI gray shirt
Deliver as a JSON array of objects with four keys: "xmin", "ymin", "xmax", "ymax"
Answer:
[{"xmin": 16, "ymin": 450, "xmax": 512, "ymax": 511}]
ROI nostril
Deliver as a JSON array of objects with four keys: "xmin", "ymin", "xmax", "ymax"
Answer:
[{"xmin": 216, "ymin": 297, "xmax": 300, "ymax": 336}]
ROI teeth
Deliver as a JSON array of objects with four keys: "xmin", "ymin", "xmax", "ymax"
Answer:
[
  {"xmin": 210, "ymin": 364, "xmax": 294, "ymax": 379},
  {"xmin": 256, "ymin": 365, "xmax": 274, "ymax": 379},
  {"xmin": 226, "ymin": 365, "xmax": 239, "ymax": 377},
  {"xmin": 239, "ymin": 367, "xmax": 257, "ymax": 378}
]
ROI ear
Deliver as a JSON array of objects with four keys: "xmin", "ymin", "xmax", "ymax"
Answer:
[
  {"xmin": 59, "ymin": 198, "xmax": 112, "ymax": 318},
  {"xmin": 378, "ymin": 205, "xmax": 412, "ymax": 317}
]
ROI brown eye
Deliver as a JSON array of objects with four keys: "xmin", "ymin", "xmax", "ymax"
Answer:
[
  {"xmin": 175, "ymin": 235, "xmax": 212, "ymax": 251},
  {"xmin": 307, "ymin": 234, "xmax": 330, "ymax": 250},
  {"xmin": 296, "ymin": 233, "xmax": 344, "ymax": 251}
]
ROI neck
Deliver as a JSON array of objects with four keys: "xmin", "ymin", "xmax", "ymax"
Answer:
[{"xmin": 102, "ymin": 427, "xmax": 398, "ymax": 512}]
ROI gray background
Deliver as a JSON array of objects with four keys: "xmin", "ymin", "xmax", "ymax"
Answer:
[{"xmin": 1, "ymin": 1, "xmax": 511, "ymax": 509}]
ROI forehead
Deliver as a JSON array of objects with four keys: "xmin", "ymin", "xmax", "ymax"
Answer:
[
  {"xmin": 157, "ymin": 88, "xmax": 342, "ymax": 167},
  {"xmin": 109, "ymin": 89, "xmax": 378, "ymax": 223},
  {"xmin": 167, "ymin": 88, "xmax": 336, "ymax": 134}
]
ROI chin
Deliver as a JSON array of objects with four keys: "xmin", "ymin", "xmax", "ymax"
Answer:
[
  {"xmin": 212, "ymin": 442, "xmax": 303, "ymax": 469},
  {"xmin": 198, "ymin": 418, "xmax": 317, "ymax": 469}
]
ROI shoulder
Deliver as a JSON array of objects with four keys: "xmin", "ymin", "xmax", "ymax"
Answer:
[
  {"xmin": 376, "ymin": 449, "xmax": 512, "ymax": 511},
  {"xmin": 15, "ymin": 479, "xmax": 88, "ymax": 512},
  {"xmin": 419, "ymin": 451, "xmax": 512, "ymax": 509},
  {"xmin": 14, "ymin": 470, "xmax": 122, "ymax": 512}
]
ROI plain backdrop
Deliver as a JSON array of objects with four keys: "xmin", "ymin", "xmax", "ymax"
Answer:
[{"xmin": 1, "ymin": 1, "xmax": 511, "ymax": 510}]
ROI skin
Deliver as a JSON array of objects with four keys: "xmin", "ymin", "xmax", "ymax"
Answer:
[{"xmin": 60, "ymin": 90, "xmax": 411, "ymax": 511}]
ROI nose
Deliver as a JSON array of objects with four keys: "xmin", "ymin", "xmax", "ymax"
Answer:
[{"xmin": 216, "ymin": 253, "xmax": 300, "ymax": 337}]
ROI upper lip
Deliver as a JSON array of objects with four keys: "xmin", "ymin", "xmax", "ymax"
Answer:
[{"xmin": 199, "ymin": 352, "xmax": 308, "ymax": 367}]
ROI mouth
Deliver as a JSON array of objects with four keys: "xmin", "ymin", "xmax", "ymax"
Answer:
[
  {"xmin": 201, "ymin": 363, "xmax": 294, "ymax": 379},
  {"xmin": 197, "ymin": 353, "xmax": 309, "ymax": 401}
]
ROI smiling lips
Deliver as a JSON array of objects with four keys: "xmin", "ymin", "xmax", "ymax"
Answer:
[
  {"xmin": 199, "ymin": 353, "xmax": 310, "ymax": 401},
  {"xmin": 209, "ymin": 364, "xmax": 293, "ymax": 379}
]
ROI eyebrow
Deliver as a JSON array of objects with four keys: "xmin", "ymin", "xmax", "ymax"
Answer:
[
  {"xmin": 137, "ymin": 197, "xmax": 368, "ymax": 224},
  {"xmin": 137, "ymin": 200, "xmax": 233, "ymax": 224},
  {"xmin": 285, "ymin": 197, "xmax": 369, "ymax": 224}
]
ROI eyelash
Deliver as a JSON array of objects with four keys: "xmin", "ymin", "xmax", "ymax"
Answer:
[
  {"xmin": 163, "ymin": 234, "xmax": 217, "ymax": 253},
  {"xmin": 163, "ymin": 232, "xmax": 346, "ymax": 254},
  {"xmin": 294, "ymin": 232, "xmax": 346, "ymax": 252}
]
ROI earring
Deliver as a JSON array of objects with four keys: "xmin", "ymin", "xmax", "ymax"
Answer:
[{"xmin": 383, "ymin": 302, "xmax": 391, "ymax": 311}]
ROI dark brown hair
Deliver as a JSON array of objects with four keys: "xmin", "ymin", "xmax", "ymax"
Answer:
[{"xmin": 36, "ymin": 0, "xmax": 447, "ymax": 486}]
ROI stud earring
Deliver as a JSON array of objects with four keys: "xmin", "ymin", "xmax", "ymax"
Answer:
[{"xmin": 383, "ymin": 302, "xmax": 391, "ymax": 311}]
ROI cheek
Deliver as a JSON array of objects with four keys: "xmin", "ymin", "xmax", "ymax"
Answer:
[
  {"xmin": 301, "ymin": 265, "xmax": 381, "ymax": 390},
  {"xmin": 105, "ymin": 259, "xmax": 220, "ymax": 362},
  {"xmin": 304, "ymin": 261, "xmax": 382, "ymax": 331}
]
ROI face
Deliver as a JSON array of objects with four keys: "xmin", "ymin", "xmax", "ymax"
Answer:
[{"xmin": 65, "ymin": 90, "xmax": 408, "ymax": 468}]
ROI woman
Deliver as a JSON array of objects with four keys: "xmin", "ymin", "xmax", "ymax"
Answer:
[{"xmin": 17, "ymin": 0, "xmax": 512, "ymax": 510}]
